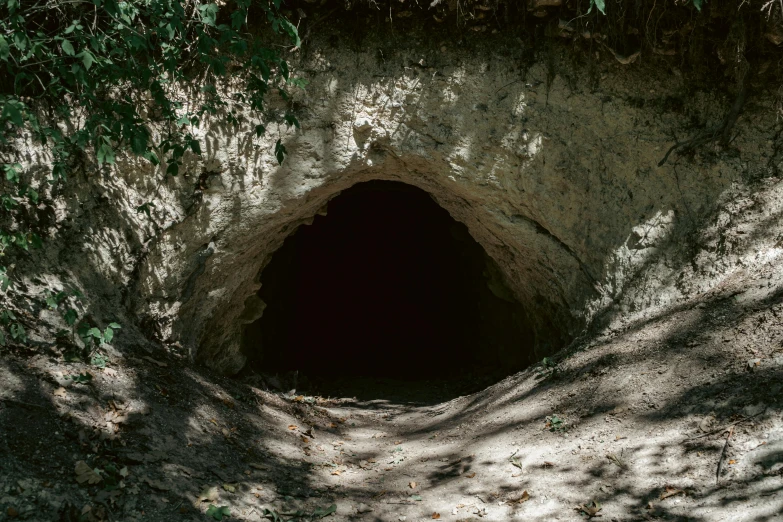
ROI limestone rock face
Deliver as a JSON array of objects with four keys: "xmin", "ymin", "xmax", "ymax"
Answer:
[{"xmin": 19, "ymin": 34, "xmax": 780, "ymax": 375}]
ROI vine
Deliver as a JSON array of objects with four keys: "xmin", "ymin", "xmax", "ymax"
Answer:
[{"xmin": 0, "ymin": 0, "xmax": 301, "ymax": 347}]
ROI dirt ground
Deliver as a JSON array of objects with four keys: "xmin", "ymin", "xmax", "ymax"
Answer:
[{"xmin": 1, "ymin": 260, "xmax": 783, "ymax": 522}]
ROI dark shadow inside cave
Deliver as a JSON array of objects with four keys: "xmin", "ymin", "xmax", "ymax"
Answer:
[{"xmin": 242, "ymin": 181, "xmax": 536, "ymax": 396}]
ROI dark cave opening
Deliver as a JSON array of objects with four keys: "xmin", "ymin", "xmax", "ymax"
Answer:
[{"xmin": 243, "ymin": 181, "xmax": 536, "ymax": 389}]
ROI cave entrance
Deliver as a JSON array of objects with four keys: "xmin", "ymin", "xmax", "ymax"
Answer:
[{"xmin": 243, "ymin": 181, "xmax": 535, "ymax": 398}]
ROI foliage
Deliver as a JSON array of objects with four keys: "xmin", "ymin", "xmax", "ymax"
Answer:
[
  {"xmin": 46, "ymin": 287, "xmax": 120, "ymax": 364},
  {"xmin": 0, "ymin": 0, "xmax": 301, "ymax": 344},
  {"xmin": 207, "ymin": 505, "xmax": 231, "ymax": 520},
  {"xmin": 545, "ymin": 414, "xmax": 567, "ymax": 433}
]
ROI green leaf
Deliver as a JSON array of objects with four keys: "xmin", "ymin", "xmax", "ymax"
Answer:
[
  {"xmin": 274, "ymin": 139, "xmax": 286, "ymax": 165},
  {"xmin": 312, "ymin": 504, "xmax": 337, "ymax": 518},
  {"xmin": 70, "ymin": 372, "xmax": 93, "ymax": 384},
  {"xmin": 97, "ymin": 143, "xmax": 115, "ymax": 165},
  {"xmin": 64, "ymin": 308, "xmax": 78, "ymax": 326},
  {"xmin": 2, "ymin": 101, "xmax": 25, "ymax": 127},
  {"xmin": 108, "ymin": 322, "xmax": 121, "ymax": 329},
  {"xmin": 199, "ymin": 4, "xmax": 219, "ymax": 26},
  {"xmin": 410, "ymin": 494, "xmax": 422, "ymax": 501},
  {"xmin": 13, "ymin": 32, "xmax": 26, "ymax": 51},
  {"xmin": 90, "ymin": 352, "xmax": 107, "ymax": 368},
  {"xmin": 692, "ymin": 0, "xmax": 703, "ymax": 10},
  {"xmin": 103, "ymin": 326, "xmax": 114, "ymax": 343},
  {"xmin": 284, "ymin": 114, "xmax": 299, "ymax": 129},
  {"xmin": 77, "ymin": 50, "xmax": 95, "ymax": 70},
  {"xmin": 255, "ymin": 124, "xmax": 266, "ymax": 137},
  {"xmin": 4, "ymin": 163, "xmax": 22, "ymax": 183},
  {"xmin": 261, "ymin": 509, "xmax": 283, "ymax": 522},
  {"xmin": 0, "ymin": 330, "xmax": 5, "ymax": 346},
  {"xmin": 587, "ymin": 0, "xmax": 606, "ymax": 14},
  {"xmin": 143, "ymin": 151, "xmax": 159, "ymax": 165},
  {"xmin": 10, "ymin": 322, "xmax": 25, "ymax": 341},
  {"xmin": 61, "ymin": 39, "xmax": 75, "ymax": 56},
  {"xmin": 0, "ymin": 35, "xmax": 9, "ymax": 61},
  {"xmin": 87, "ymin": 327, "xmax": 102, "ymax": 339},
  {"xmin": 29, "ymin": 233, "xmax": 42, "ymax": 249},
  {"xmin": 206, "ymin": 505, "xmax": 230, "ymax": 521}
]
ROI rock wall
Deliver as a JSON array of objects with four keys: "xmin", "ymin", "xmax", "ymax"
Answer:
[{"xmin": 15, "ymin": 31, "xmax": 782, "ymax": 374}]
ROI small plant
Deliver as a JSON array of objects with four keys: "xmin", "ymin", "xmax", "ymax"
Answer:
[
  {"xmin": 207, "ymin": 505, "xmax": 231, "ymax": 521},
  {"xmin": 69, "ymin": 372, "xmax": 93, "ymax": 384},
  {"xmin": 0, "ymin": 309, "xmax": 25, "ymax": 345},
  {"xmin": 45, "ymin": 288, "xmax": 120, "ymax": 365},
  {"xmin": 77, "ymin": 321, "xmax": 120, "ymax": 368},
  {"xmin": 545, "ymin": 414, "xmax": 567, "ymax": 433}
]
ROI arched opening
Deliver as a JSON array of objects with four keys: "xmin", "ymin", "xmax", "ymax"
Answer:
[{"xmin": 242, "ymin": 181, "xmax": 537, "ymax": 397}]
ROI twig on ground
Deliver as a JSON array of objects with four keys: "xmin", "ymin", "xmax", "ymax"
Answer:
[
  {"xmin": 0, "ymin": 397, "xmax": 49, "ymax": 410},
  {"xmin": 716, "ymin": 426, "xmax": 734, "ymax": 485},
  {"xmin": 685, "ymin": 411, "xmax": 764, "ymax": 441}
]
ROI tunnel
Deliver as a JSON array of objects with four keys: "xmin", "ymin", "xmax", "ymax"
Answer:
[{"xmin": 241, "ymin": 180, "xmax": 538, "ymax": 390}]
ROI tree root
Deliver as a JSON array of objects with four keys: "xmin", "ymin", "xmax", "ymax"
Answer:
[{"xmin": 658, "ymin": 81, "xmax": 749, "ymax": 167}]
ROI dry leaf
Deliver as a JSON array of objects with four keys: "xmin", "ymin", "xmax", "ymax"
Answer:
[
  {"xmin": 329, "ymin": 422, "xmax": 337, "ymax": 429},
  {"xmin": 74, "ymin": 461, "xmax": 102, "ymax": 485},
  {"xmin": 465, "ymin": 472, "xmax": 476, "ymax": 478},
  {"xmin": 288, "ymin": 425, "xmax": 298, "ymax": 430},
  {"xmin": 432, "ymin": 513, "xmax": 441, "ymax": 519},
  {"xmin": 576, "ymin": 500, "xmax": 602, "ymax": 517},
  {"xmin": 331, "ymin": 470, "xmax": 342, "ymax": 476},
  {"xmin": 728, "ymin": 459, "xmax": 736, "ymax": 465},
  {"xmin": 143, "ymin": 476, "xmax": 171, "ymax": 491},
  {"xmin": 517, "ymin": 490, "xmax": 530, "ymax": 503},
  {"xmin": 542, "ymin": 461, "xmax": 555, "ymax": 468},
  {"xmin": 300, "ymin": 435, "xmax": 309, "ymax": 443},
  {"xmin": 606, "ymin": 453, "xmax": 628, "ymax": 469},
  {"xmin": 53, "ymin": 387, "xmax": 67, "ymax": 398},
  {"xmin": 198, "ymin": 486, "xmax": 219, "ymax": 503},
  {"xmin": 338, "ymin": 417, "xmax": 347, "ymax": 423},
  {"xmin": 660, "ymin": 486, "xmax": 684, "ymax": 500},
  {"xmin": 409, "ymin": 481, "xmax": 417, "ymax": 489}
]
